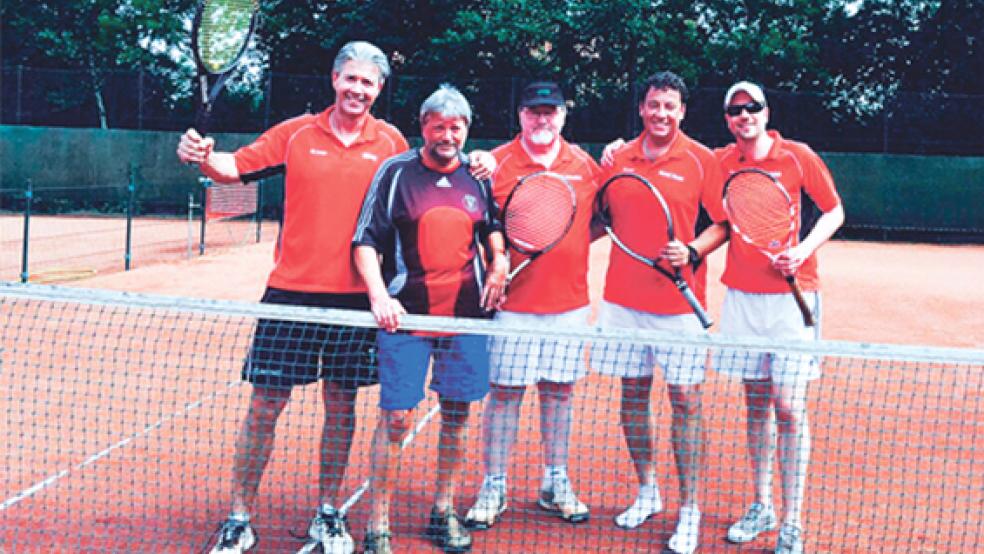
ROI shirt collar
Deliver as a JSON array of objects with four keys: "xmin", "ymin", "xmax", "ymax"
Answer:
[{"xmin": 315, "ymin": 105, "xmax": 380, "ymax": 145}]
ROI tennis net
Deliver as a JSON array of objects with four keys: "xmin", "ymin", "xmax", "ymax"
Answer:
[{"xmin": 0, "ymin": 283, "xmax": 980, "ymax": 553}]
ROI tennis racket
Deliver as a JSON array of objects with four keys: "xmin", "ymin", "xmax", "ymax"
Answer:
[
  {"xmin": 722, "ymin": 168, "xmax": 815, "ymax": 327},
  {"xmin": 501, "ymin": 171, "xmax": 577, "ymax": 283},
  {"xmin": 191, "ymin": 0, "xmax": 259, "ymax": 136},
  {"xmin": 594, "ymin": 172, "xmax": 713, "ymax": 329}
]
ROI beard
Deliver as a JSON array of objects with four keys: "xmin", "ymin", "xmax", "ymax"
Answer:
[
  {"xmin": 528, "ymin": 128, "xmax": 557, "ymax": 146},
  {"xmin": 427, "ymin": 142, "xmax": 460, "ymax": 164}
]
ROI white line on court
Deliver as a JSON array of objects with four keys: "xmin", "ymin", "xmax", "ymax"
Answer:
[{"xmin": 0, "ymin": 380, "xmax": 244, "ymax": 512}]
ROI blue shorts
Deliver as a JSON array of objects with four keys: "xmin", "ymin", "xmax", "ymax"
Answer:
[{"xmin": 377, "ymin": 332, "xmax": 490, "ymax": 411}]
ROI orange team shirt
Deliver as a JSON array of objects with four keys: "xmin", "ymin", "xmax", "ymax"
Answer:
[
  {"xmin": 714, "ymin": 130, "xmax": 841, "ymax": 293},
  {"xmin": 492, "ymin": 137, "xmax": 601, "ymax": 313},
  {"xmin": 233, "ymin": 106, "xmax": 409, "ymax": 293},
  {"xmin": 603, "ymin": 131, "xmax": 726, "ymax": 315}
]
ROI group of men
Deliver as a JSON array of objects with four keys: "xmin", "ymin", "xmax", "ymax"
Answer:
[{"xmin": 176, "ymin": 40, "xmax": 843, "ymax": 554}]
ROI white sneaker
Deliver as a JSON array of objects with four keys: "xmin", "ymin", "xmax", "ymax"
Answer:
[
  {"xmin": 297, "ymin": 506, "xmax": 354, "ymax": 554},
  {"xmin": 727, "ymin": 502, "xmax": 778, "ymax": 544},
  {"xmin": 667, "ymin": 506, "xmax": 701, "ymax": 554},
  {"xmin": 775, "ymin": 524, "xmax": 804, "ymax": 554},
  {"xmin": 209, "ymin": 518, "xmax": 257, "ymax": 554},
  {"xmin": 614, "ymin": 486, "xmax": 663, "ymax": 529},
  {"xmin": 538, "ymin": 475, "xmax": 589, "ymax": 523},
  {"xmin": 465, "ymin": 477, "xmax": 508, "ymax": 530}
]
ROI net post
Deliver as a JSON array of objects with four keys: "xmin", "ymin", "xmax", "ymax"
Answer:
[
  {"xmin": 125, "ymin": 164, "xmax": 136, "ymax": 271},
  {"xmin": 198, "ymin": 177, "xmax": 209, "ymax": 256},
  {"xmin": 20, "ymin": 178, "xmax": 32, "ymax": 283}
]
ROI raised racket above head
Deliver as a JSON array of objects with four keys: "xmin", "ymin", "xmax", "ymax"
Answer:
[
  {"xmin": 501, "ymin": 170, "xmax": 577, "ymax": 283},
  {"xmin": 191, "ymin": 0, "xmax": 260, "ymax": 135},
  {"xmin": 594, "ymin": 172, "xmax": 713, "ymax": 329},
  {"xmin": 722, "ymin": 168, "xmax": 815, "ymax": 327}
]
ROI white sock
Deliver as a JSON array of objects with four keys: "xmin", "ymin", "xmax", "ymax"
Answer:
[
  {"xmin": 543, "ymin": 464, "xmax": 568, "ymax": 488},
  {"xmin": 615, "ymin": 483, "xmax": 663, "ymax": 529},
  {"xmin": 485, "ymin": 473, "xmax": 507, "ymax": 491},
  {"xmin": 668, "ymin": 505, "xmax": 701, "ymax": 554}
]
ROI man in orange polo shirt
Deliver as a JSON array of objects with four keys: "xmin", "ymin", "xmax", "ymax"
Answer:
[
  {"xmin": 596, "ymin": 71, "xmax": 728, "ymax": 554},
  {"xmin": 714, "ymin": 81, "xmax": 844, "ymax": 554},
  {"xmin": 176, "ymin": 42, "xmax": 492, "ymax": 554},
  {"xmin": 463, "ymin": 81, "xmax": 600, "ymax": 530}
]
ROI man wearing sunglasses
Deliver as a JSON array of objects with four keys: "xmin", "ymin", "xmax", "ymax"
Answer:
[{"xmin": 713, "ymin": 81, "xmax": 844, "ymax": 554}]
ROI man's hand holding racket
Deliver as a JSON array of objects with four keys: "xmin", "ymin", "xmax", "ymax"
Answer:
[{"xmin": 176, "ymin": 128, "xmax": 215, "ymax": 166}]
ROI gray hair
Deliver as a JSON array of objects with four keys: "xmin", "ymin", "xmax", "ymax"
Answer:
[
  {"xmin": 419, "ymin": 84, "xmax": 472, "ymax": 126},
  {"xmin": 332, "ymin": 41, "xmax": 391, "ymax": 82}
]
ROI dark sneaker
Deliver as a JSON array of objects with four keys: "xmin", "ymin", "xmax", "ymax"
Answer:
[
  {"xmin": 362, "ymin": 529, "xmax": 392, "ymax": 554},
  {"xmin": 426, "ymin": 507, "xmax": 472, "ymax": 553},
  {"xmin": 298, "ymin": 505, "xmax": 354, "ymax": 554},
  {"xmin": 209, "ymin": 517, "xmax": 257, "ymax": 553}
]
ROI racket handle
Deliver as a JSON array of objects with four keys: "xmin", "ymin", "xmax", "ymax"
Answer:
[
  {"xmin": 506, "ymin": 258, "xmax": 531, "ymax": 284},
  {"xmin": 785, "ymin": 275, "xmax": 816, "ymax": 327},
  {"xmin": 677, "ymin": 283, "xmax": 714, "ymax": 329}
]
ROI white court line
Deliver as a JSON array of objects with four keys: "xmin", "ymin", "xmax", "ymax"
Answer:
[
  {"xmin": 338, "ymin": 401, "xmax": 441, "ymax": 515},
  {"xmin": 0, "ymin": 380, "xmax": 243, "ymax": 512}
]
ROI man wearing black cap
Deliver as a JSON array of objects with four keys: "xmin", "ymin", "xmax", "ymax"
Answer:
[{"xmin": 464, "ymin": 81, "xmax": 602, "ymax": 529}]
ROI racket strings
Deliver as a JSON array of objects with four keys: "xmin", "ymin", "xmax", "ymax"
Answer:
[
  {"xmin": 504, "ymin": 178, "xmax": 575, "ymax": 253},
  {"xmin": 726, "ymin": 178, "xmax": 796, "ymax": 249},
  {"xmin": 198, "ymin": 0, "xmax": 257, "ymax": 73},
  {"xmin": 604, "ymin": 180, "xmax": 670, "ymax": 257}
]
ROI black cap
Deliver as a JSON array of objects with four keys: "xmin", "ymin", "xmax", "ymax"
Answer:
[{"xmin": 519, "ymin": 81, "xmax": 565, "ymax": 108}]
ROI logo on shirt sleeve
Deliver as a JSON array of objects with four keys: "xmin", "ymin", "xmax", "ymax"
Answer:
[{"xmin": 362, "ymin": 152, "xmax": 378, "ymax": 161}]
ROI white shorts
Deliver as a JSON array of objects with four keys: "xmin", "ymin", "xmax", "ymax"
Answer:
[
  {"xmin": 592, "ymin": 301, "xmax": 708, "ymax": 386},
  {"xmin": 488, "ymin": 306, "xmax": 591, "ymax": 386},
  {"xmin": 714, "ymin": 288, "xmax": 822, "ymax": 384}
]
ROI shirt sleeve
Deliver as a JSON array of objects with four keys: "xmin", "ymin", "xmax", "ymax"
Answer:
[
  {"xmin": 233, "ymin": 117, "xmax": 304, "ymax": 181},
  {"xmin": 352, "ymin": 160, "xmax": 397, "ymax": 254},
  {"xmin": 477, "ymin": 177, "xmax": 503, "ymax": 240}
]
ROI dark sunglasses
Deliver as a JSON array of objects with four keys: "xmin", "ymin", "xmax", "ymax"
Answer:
[{"xmin": 725, "ymin": 102, "xmax": 766, "ymax": 117}]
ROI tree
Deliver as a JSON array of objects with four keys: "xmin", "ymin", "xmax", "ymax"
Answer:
[{"xmin": 1, "ymin": 0, "xmax": 188, "ymax": 128}]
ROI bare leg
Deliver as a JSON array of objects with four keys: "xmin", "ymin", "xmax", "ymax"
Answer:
[
  {"xmin": 434, "ymin": 398, "xmax": 472, "ymax": 512},
  {"xmin": 482, "ymin": 385, "xmax": 525, "ymax": 477},
  {"xmin": 743, "ymin": 379, "xmax": 776, "ymax": 508},
  {"xmin": 318, "ymin": 380, "xmax": 358, "ymax": 508},
  {"xmin": 620, "ymin": 376, "xmax": 656, "ymax": 487},
  {"xmin": 367, "ymin": 408, "xmax": 413, "ymax": 532},
  {"xmin": 538, "ymin": 381, "xmax": 574, "ymax": 469},
  {"xmin": 232, "ymin": 385, "xmax": 291, "ymax": 514},
  {"xmin": 615, "ymin": 376, "xmax": 662, "ymax": 529},
  {"xmin": 667, "ymin": 384, "xmax": 704, "ymax": 508},
  {"xmin": 773, "ymin": 380, "xmax": 810, "ymax": 529},
  {"xmin": 667, "ymin": 384, "xmax": 704, "ymax": 553}
]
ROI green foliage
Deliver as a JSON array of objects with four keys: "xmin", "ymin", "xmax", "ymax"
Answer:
[{"xmin": 1, "ymin": 0, "xmax": 979, "ymax": 130}]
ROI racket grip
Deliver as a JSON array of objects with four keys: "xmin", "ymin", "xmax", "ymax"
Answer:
[
  {"xmin": 786, "ymin": 276, "xmax": 816, "ymax": 327},
  {"xmin": 678, "ymin": 283, "xmax": 714, "ymax": 329}
]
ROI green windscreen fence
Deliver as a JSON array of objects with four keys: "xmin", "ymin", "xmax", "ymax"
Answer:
[{"xmin": 2, "ymin": 127, "xmax": 982, "ymax": 243}]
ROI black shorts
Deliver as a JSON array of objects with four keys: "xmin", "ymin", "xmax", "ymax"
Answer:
[{"xmin": 242, "ymin": 288, "xmax": 378, "ymax": 389}]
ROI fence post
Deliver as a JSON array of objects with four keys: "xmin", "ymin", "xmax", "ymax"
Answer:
[
  {"xmin": 137, "ymin": 70, "xmax": 144, "ymax": 130},
  {"xmin": 263, "ymin": 74, "xmax": 272, "ymax": 129},
  {"xmin": 20, "ymin": 179, "xmax": 33, "ymax": 283},
  {"xmin": 16, "ymin": 65, "xmax": 23, "ymax": 124},
  {"xmin": 125, "ymin": 165, "xmax": 136, "ymax": 270},
  {"xmin": 255, "ymin": 180, "xmax": 263, "ymax": 244}
]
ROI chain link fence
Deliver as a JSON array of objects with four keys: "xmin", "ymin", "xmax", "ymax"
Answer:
[{"xmin": 3, "ymin": 65, "xmax": 982, "ymax": 155}]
